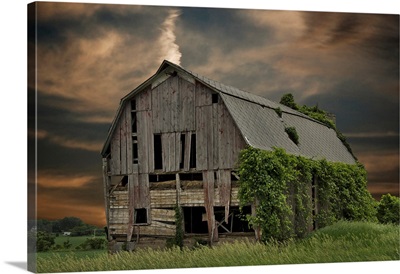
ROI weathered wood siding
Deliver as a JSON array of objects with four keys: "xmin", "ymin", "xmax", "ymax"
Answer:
[
  {"xmin": 109, "ymin": 190, "xmax": 129, "ymax": 235},
  {"xmin": 107, "ymin": 74, "xmax": 247, "ymax": 241},
  {"xmin": 152, "ymin": 76, "xmax": 196, "ymax": 133},
  {"xmin": 195, "ymin": 83, "xmax": 246, "ymax": 171},
  {"xmin": 110, "ymin": 75, "xmax": 245, "ymax": 175},
  {"xmin": 109, "ymin": 103, "xmax": 132, "ymax": 175}
]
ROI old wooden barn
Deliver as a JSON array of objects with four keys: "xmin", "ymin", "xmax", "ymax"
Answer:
[{"xmin": 101, "ymin": 60, "xmax": 356, "ymax": 251}]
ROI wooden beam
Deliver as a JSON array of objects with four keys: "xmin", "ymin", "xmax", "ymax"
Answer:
[
  {"xmin": 203, "ymin": 170, "xmax": 218, "ymax": 243},
  {"xmin": 102, "ymin": 158, "xmax": 112, "ymax": 241}
]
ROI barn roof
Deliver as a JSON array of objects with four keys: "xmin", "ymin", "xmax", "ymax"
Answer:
[{"xmin": 102, "ymin": 60, "xmax": 356, "ymax": 164}]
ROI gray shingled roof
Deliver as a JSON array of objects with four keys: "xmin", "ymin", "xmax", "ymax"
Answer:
[
  {"xmin": 168, "ymin": 61, "xmax": 356, "ymax": 164},
  {"xmin": 103, "ymin": 60, "xmax": 356, "ymax": 164}
]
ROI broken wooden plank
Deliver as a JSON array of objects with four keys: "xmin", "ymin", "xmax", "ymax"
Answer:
[
  {"xmin": 151, "ymin": 208, "xmax": 176, "ymax": 223},
  {"xmin": 203, "ymin": 170, "xmax": 218, "ymax": 243},
  {"xmin": 218, "ymin": 169, "xmax": 232, "ymax": 223}
]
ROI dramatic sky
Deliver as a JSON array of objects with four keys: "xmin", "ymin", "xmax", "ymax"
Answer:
[{"xmin": 28, "ymin": 2, "xmax": 399, "ymax": 227}]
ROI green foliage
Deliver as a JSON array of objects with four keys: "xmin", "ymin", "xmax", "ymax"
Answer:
[
  {"xmin": 167, "ymin": 204, "xmax": 184, "ymax": 249},
  {"xmin": 59, "ymin": 217, "xmax": 84, "ymax": 231},
  {"xmin": 377, "ymin": 194, "xmax": 400, "ymax": 224},
  {"xmin": 36, "ymin": 221, "xmax": 399, "ymax": 272},
  {"xmin": 279, "ymin": 93, "xmax": 298, "ymax": 110},
  {"xmin": 63, "ymin": 239, "xmax": 72, "ymax": 249},
  {"xmin": 238, "ymin": 147, "xmax": 295, "ymax": 242},
  {"xmin": 278, "ymin": 93, "xmax": 355, "ymax": 159},
  {"xmin": 284, "ymin": 126, "xmax": 299, "ymax": 145},
  {"xmin": 238, "ymin": 147, "xmax": 377, "ymax": 242},
  {"xmin": 274, "ymin": 107, "xmax": 283, "ymax": 118},
  {"xmin": 36, "ymin": 231, "xmax": 56, "ymax": 252},
  {"xmin": 78, "ymin": 238, "xmax": 107, "ymax": 250}
]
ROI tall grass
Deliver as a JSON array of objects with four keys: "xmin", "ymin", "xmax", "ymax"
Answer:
[{"xmin": 37, "ymin": 221, "xmax": 400, "ymax": 273}]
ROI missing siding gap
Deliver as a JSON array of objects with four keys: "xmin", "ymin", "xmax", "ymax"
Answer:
[
  {"xmin": 131, "ymin": 112, "xmax": 137, "ymax": 133},
  {"xmin": 179, "ymin": 172, "xmax": 203, "ymax": 181},
  {"xmin": 131, "ymin": 99, "xmax": 136, "ymax": 111},
  {"xmin": 180, "ymin": 134, "xmax": 186, "ymax": 169},
  {"xmin": 132, "ymin": 136, "xmax": 138, "ymax": 164},
  {"xmin": 149, "ymin": 173, "xmax": 176, "ymax": 182},
  {"xmin": 189, "ymin": 133, "xmax": 196, "ymax": 168},
  {"xmin": 154, "ymin": 134, "xmax": 163, "ymax": 170}
]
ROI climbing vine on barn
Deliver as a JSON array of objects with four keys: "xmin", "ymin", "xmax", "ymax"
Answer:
[{"xmin": 237, "ymin": 147, "xmax": 376, "ymax": 242}]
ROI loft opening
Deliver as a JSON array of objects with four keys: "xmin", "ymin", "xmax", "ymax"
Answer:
[
  {"xmin": 132, "ymin": 136, "xmax": 138, "ymax": 164},
  {"xmin": 212, "ymin": 93, "xmax": 219, "ymax": 104},
  {"xmin": 154, "ymin": 134, "xmax": 163, "ymax": 170},
  {"xmin": 180, "ymin": 134, "xmax": 185, "ymax": 169},
  {"xmin": 131, "ymin": 99, "xmax": 137, "ymax": 133},
  {"xmin": 190, "ymin": 133, "xmax": 196, "ymax": 168}
]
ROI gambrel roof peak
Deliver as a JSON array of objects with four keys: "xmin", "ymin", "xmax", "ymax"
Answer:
[{"xmin": 102, "ymin": 60, "xmax": 356, "ymax": 164}]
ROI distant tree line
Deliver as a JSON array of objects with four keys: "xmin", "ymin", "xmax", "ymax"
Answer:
[{"xmin": 29, "ymin": 216, "xmax": 105, "ymax": 237}]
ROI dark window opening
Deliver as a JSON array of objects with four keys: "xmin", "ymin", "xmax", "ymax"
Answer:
[
  {"xmin": 149, "ymin": 173, "xmax": 176, "ymax": 182},
  {"xmin": 231, "ymin": 171, "xmax": 239, "ymax": 181},
  {"xmin": 154, "ymin": 134, "xmax": 163, "ymax": 170},
  {"xmin": 134, "ymin": 208, "xmax": 148, "ymax": 224},
  {"xmin": 131, "ymin": 112, "xmax": 137, "ymax": 133},
  {"xmin": 183, "ymin": 207, "xmax": 208, "ymax": 234},
  {"xmin": 121, "ymin": 176, "xmax": 128, "ymax": 187},
  {"xmin": 179, "ymin": 172, "xmax": 203, "ymax": 181},
  {"xmin": 189, "ymin": 134, "xmax": 196, "ymax": 168},
  {"xmin": 214, "ymin": 206, "xmax": 253, "ymax": 233},
  {"xmin": 212, "ymin": 93, "xmax": 219, "ymax": 104},
  {"xmin": 132, "ymin": 136, "xmax": 138, "ymax": 164},
  {"xmin": 180, "ymin": 134, "xmax": 185, "ymax": 169},
  {"xmin": 131, "ymin": 99, "xmax": 136, "ymax": 111}
]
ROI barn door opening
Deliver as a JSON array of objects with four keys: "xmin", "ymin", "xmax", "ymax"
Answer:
[
  {"xmin": 183, "ymin": 207, "xmax": 208, "ymax": 234},
  {"xmin": 214, "ymin": 206, "xmax": 253, "ymax": 234}
]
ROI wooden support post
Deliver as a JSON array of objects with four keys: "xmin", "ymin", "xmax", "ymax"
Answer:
[
  {"xmin": 203, "ymin": 171, "xmax": 218, "ymax": 244},
  {"xmin": 176, "ymin": 173, "xmax": 181, "ymax": 205},
  {"xmin": 127, "ymin": 173, "xmax": 138, "ymax": 242},
  {"xmin": 102, "ymin": 158, "xmax": 112, "ymax": 241}
]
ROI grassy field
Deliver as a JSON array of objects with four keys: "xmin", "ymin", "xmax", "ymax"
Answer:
[{"xmin": 36, "ymin": 221, "xmax": 400, "ymax": 272}]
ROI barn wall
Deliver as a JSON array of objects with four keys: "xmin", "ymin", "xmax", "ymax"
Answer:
[
  {"xmin": 107, "ymin": 74, "xmax": 247, "ymax": 242},
  {"xmin": 120, "ymin": 75, "xmax": 246, "ymax": 174}
]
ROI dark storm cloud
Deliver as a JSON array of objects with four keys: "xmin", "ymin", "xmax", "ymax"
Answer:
[
  {"xmin": 36, "ymin": 138, "xmax": 101, "ymax": 174},
  {"xmin": 36, "ymin": 92, "xmax": 111, "ymax": 143},
  {"xmin": 302, "ymin": 80, "xmax": 399, "ymax": 135}
]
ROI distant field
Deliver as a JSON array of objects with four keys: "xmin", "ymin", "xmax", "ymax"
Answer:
[
  {"xmin": 54, "ymin": 235, "xmax": 105, "ymax": 249},
  {"xmin": 37, "ymin": 221, "xmax": 400, "ymax": 273}
]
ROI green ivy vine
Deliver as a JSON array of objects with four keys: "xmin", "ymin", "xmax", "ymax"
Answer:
[{"xmin": 238, "ymin": 147, "xmax": 376, "ymax": 243}]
